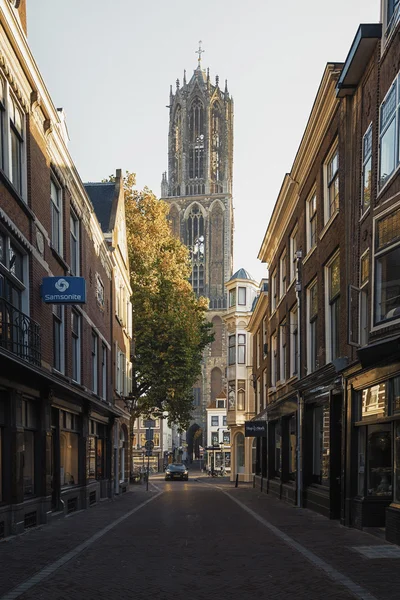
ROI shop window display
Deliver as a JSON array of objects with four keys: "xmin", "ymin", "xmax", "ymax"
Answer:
[
  {"xmin": 367, "ymin": 424, "xmax": 392, "ymax": 497},
  {"xmin": 312, "ymin": 403, "xmax": 330, "ymax": 486}
]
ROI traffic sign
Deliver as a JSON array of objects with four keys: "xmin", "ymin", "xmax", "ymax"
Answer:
[{"xmin": 145, "ymin": 440, "xmax": 154, "ymax": 450}]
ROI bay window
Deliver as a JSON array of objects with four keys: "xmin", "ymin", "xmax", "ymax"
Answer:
[
  {"xmin": 229, "ymin": 288, "xmax": 236, "ymax": 307},
  {"xmin": 228, "ymin": 334, "xmax": 235, "ymax": 365},
  {"xmin": 238, "ymin": 333, "xmax": 246, "ymax": 364},
  {"xmin": 379, "ymin": 76, "xmax": 399, "ymax": 188},
  {"xmin": 238, "ymin": 286, "xmax": 246, "ymax": 305},
  {"xmin": 237, "ymin": 380, "xmax": 245, "ymax": 411}
]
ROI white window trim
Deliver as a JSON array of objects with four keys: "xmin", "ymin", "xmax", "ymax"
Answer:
[
  {"xmin": 371, "ymin": 200, "xmax": 400, "ymax": 330},
  {"xmin": 289, "ymin": 225, "xmax": 298, "ymax": 284},
  {"xmin": 279, "ymin": 251, "xmax": 287, "ymax": 300},
  {"xmin": 324, "ymin": 250, "xmax": 340, "ymax": 364},
  {"xmin": 361, "ymin": 123, "xmax": 373, "ymax": 215},
  {"xmin": 378, "ymin": 73, "xmax": 400, "ymax": 194},
  {"xmin": 70, "ymin": 209, "xmax": 80, "ymax": 276},
  {"xmin": 1, "ymin": 81, "xmax": 27, "ymax": 201},
  {"xmin": 323, "ymin": 141, "xmax": 339, "ymax": 225},
  {"xmin": 51, "ymin": 178, "xmax": 63, "ymax": 256},
  {"xmin": 306, "ymin": 187, "xmax": 317, "ymax": 254}
]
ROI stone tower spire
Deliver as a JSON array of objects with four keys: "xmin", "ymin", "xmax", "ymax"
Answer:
[{"xmin": 160, "ymin": 48, "xmax": 234, "ymax": 450}]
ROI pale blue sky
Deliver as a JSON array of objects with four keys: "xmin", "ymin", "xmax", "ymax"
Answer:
[{"xmin": 27, "ymin": 0, "xmax": 379, "ymax": 282}]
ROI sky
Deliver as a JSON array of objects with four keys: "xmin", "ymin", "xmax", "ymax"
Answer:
[{"xmin": 27, "ymin": 0, "xmax": 380, "ymax": 283}]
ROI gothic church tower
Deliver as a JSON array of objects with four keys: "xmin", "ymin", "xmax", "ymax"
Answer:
[{"xmin": 161, "ymin": 44, "xmax": 234, "ymax": 454}]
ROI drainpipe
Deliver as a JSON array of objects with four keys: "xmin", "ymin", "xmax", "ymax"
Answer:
[{"xmin": 295, "ymin": 250, "xmax": 303, "ymax": 508}]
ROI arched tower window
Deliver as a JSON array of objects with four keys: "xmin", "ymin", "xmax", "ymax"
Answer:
[
  {"xmin": 209, "ymin": 203, "xmax": 224, "ymax": 305},
  {"xmin": 211, "ymin": 367, "xmax": 223, "ymax": 403},
  {"xmin": 189, "ymin": 98, "xmax": 205, "ymax": 181},
  {"xmin": 186, "ymin": 204, "xmax": 205, "ymax": 296},
  {"xmin": 168, "ymin": 205, "xmax": 180, "ymax": 238},
  {"xmin": 211, "ymin": 316, "xmax": 222, "ymax": 356},
  {"xmin": 211, "ymin": 103, "xmax": 224, "ymax": 193},
  {"xmin": 171, "ymin": 106, "xmax": 182, "ymax": 196}
]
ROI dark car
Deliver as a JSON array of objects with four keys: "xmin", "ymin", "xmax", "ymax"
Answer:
[{"xmin": 165, "ymin": 463, "xmax": 189, "ymax": 481}]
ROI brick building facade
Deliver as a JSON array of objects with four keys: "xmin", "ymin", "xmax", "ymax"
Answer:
[
  {"xmin": 250, "ymin": 0, "xmax": 400, "ymax": 543},
  {"xmin": 0, "ymin": 0, "xmax": 131, "ymax": 537}
]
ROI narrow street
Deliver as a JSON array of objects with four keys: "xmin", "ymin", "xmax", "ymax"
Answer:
[{"xmin": 1, "ymin": 470, "xmax": 400, "ymax": 600}]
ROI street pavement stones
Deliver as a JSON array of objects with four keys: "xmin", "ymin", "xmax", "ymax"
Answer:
[{"xmin": 0, "ymin": 478, "xmax": 399, "ymax": 599}]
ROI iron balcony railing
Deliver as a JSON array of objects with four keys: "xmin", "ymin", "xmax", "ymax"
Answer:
[{"xmin": 0, "ymin": 297, "xmax": 41, "ymax": 366}]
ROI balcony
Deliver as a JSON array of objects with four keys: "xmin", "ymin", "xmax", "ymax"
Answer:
[{"xmin": 0, "ymin": 297, "xmax": 41, "ymax": 366}]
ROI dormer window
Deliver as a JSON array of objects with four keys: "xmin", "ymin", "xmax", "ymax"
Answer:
[{"xmin": 217, "ymin": 399, "xmax": 225, "ymax": 408}]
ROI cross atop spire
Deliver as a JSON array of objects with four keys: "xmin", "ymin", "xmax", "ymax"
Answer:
[{"xmin": 195, "ymin": 40, "xmax": 205, "ymax": 68}]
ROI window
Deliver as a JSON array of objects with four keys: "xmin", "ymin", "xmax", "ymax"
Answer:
[
  {"xmin": 324, "ymin": 145, "xmax": 339, "ymax": 221},
  {"xmin": 211, "ymin": 416, "xmax": 219, "ymax": 427},
  {"xmin": 223, "ymin": 431, "xmax": 230, "ymax": 444},
  {"xmin": 87, "ymin": 421, "xmax": 106, "ymax": 481},
  {"xmin": 70, "ymin": 211, "xmax": 80, "ymax": 275},
  {"xmin": 60, "ymin": 410, "xmax": 79, "ymax": 487},
  {"xmin": 238, "ymin": 287, "xmax": 246, "ymax": 305},
  {"xmin": 386, "ymin": 0, "xmax": 400, "ymax": 37},
  {"xmin": 91, "ymin": 332, "xmax": 98, "ymax": 394},
  {"xmin": 0, "ymin": 78, "xmax": 5, "ymax": 171},
  {"xmin": 101, "ymin": 344, "xmax": 107, "ymax": 400},
  {"xmin": 193, "ymin": 387, "xmax": 201, "ymax": 407},
  {"xmin": 53, "ymin": 305, "xmax": 64, "ymax": 373},
  {"xmin": 361, "ymin": 125, "xmax": 372, "ymax": 213},
  {"xmin": 117, "ymin": 350, "xmax": 126, "ymax": 396},
  {"xmin": 10, "ymin": 98, "xmax": 23, "ymax": 195},
  {"xmin": 51, "ymin": 180, "xmax": 62, "ymax": 254},
  {"xmin": 256, "ymin": 329, "xmax": 261, "ymax": 368},
  {"xmin": 307, "ymin": 192, "xmax": 317, "ymax": 251},
  {"xmin": 289, "ymin": 227, "xmax": 298, "ymax": 282},
  {"xmin": 263, "ymin": 369, "xmax": 267, "ymax": 410},
  {"xmin": 374, "ymin": 207, "xmax": 400, "ymax": 324},
  {"xmin": 229, "ymin": 288, "xmax": 236, "ymax": 307},
  {"xmin": 271, "ymin": 270, "xmax": 277, "ymax": 311},
  {"xmin": 271, "ymin": 333, "xmax": 278, "ymax": 387},
  {"xmin": 238, "ymin": 333, "xmax": 246, "ymax": 364},
  {"xmin": 96, "ymin": 275, "xmax": 105, "ymax": 308},
  {"xmin": 326, "ymin": 253, "xmax": 340, "ymax": 362},
  {"xmin": 279, "ymin": 320, "xmax": 286, "ymax": 382},
  {"xmin": 211, "ymin": 431, "xmax": 219, "ymax": 445},
  {"xmin": 288, "ymin": 415, "xmax": 296, "ymax": 481},
  {"xmin": 357, "ymin": 422, "xmax": 392, "ymax": 497},
  {"xmin": 216, "ymin": 399, "xmax": 225, "ymax": 408},
  {"xmin": 228, "ymin": 334, "xmax": 235, "ymax": 365},
  {"xmin": 307, "ymin": 281, "xmax": 318, "ymax": 373},
  {"xmin": 71, "ymin": 309, "xmax": 81, "ymax": 383},
  {"xmin": 223, "ymin": 416, "xmax": 227, "ymax": 427},
  {"xmin": 279, "ymin": 251, "xmax": 287, "ymax": 299},
  {"xmin": 22, "ymin": 400, "xmax": 37, "ymax": 497},
  {"xmin": 290, "ymin": 305, "xmax": 298, "ymax": 377},
  {"xmin": 263, "ymin": 317, "xmax": 268, "ymax": 357},
  {"xmin": 349, "ymin": 251, "xmax": 369, "ymax": 347},
  {"xmin": 379, "ymin": 78, "xmax": 399, "ymax": 188},
  {"xmin": 273, "ymin": 421, "xmax": 282, "ymax": 477},
  {"xmin": 237, "ymin": 380, "xmax": 245, "ymax": 411},
  {"xmin": 312, "ymin": 403, "xmax": 330, "ymax": 486}
]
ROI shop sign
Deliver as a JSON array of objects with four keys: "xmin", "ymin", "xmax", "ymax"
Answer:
[
  {"xmin": 245, "ymin": 420, "xmax": 267, "ymax": 437},
  {"xmin": 41, "ymin": 277, "xmax": 86, "ymax": 303}
]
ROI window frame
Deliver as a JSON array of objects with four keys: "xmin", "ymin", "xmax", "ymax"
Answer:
[
  {"xmin": 289, "ymin": 226, "xmax": 298, "ymax": 283},
  {"xmin": 361, "ymin": 123, "xmax": 372, "ymax": 214},
  {"xmin": 271, "ymin": 270, "xmax": 277, "ymax": 311},
  {"xmin": 238, "ymin": 286, "xmax": 246, "ymax": 305},
  {"xmin": 307, "ymin": 280, "xmax": 318, "ymax": 373},
  {"xmin": 237, "ymin": 333, "xmax": 246, "ymax": 364},
  {"xmin": 324, "ymin": 143, "xmax": 339, "ymax": 223},
  {"xmin": 271, "ymin": 333, "xmax": 278, "ymax": 387},
  {"xmin": 101, "ymin": 343, "xmax": 107, "ymax": 400},
  {"xmin": 70, "ymin": 209, "xmax": 80, "ymax": 276},
  {"xmin": 50, "ymin": 178, "xmax": 63, "ymax": 255},
  {"xmin": 279, "ymin": 251, "xmax": 287, "ymax": 299},
  {"xmin": 9, "ymin": 95, "xmax": 24, "ymax": 197},
  {"xmin": 91, "ymin": 331, "xmax": 98, "ymax": 395},
  {"xmin": 211, "ymin": 415, "xmax": 219, "ymax": 427},
  {"xmin": 228, "ymin": 334, "xmax": 236, "ymax": 365},
  {"xmin": 325, "ymin": 251, "xmax": 340, "ymax": 363},
  {"xmin": 53, "ymin": 304, "xmax": 65, "ymax": 373},
  {"xmin": 279, "ymin": 320, "xmax": 287, "ymax": 383},
  {"xmin": 290, "ymin": 304, "xmax": 298, "ymax": 377},
  {"xmin": 71, "ymin": 309, "xmax": 81, "ymax": 383},
  {"xmin": 306, "ymin": 190, "xmax": 317, "ymax": 252},
  {"xmin": 378, "ymin": 76, "xmax": 399, "ymax": 190}
]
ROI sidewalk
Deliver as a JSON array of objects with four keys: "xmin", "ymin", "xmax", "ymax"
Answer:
[
  {"xmin": 0, "ymin": 485, "xmax": 155, "ymax": 597},
  {"xmin": 217, "ymin": 481, "xmax": 400, "ymax": 600}
]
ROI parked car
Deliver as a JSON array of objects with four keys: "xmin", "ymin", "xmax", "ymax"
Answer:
[{"xmin": 165, "ymin": 463, "xmax": 189, "ymax": 481}]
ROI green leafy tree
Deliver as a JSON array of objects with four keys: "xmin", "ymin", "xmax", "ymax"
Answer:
[{"xmin": 108, "ymin": 173, "xmax": 213, "ymax": 428}]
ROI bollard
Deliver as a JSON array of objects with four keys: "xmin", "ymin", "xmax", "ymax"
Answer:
[
  {"xmin": 235, "ymin": 473, "xmax": 239, "ymax": 488},
  {"xmin": 253, "ymin": 475, "xmax": 256, "ymax": 488}
]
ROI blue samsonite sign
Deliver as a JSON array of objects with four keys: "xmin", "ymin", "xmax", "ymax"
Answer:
[{"xmin": 41, "ymin": 277, "xmax": 86, "ymax": 304}]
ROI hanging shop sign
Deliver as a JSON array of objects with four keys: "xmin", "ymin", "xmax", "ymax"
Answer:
[
  {"xmin": 41, "ymin": 277, "xmax": 86, "ymax": 304},
  {"xmin": 245, "ymin": 420, "xmax": 267, "ymax": 437}
]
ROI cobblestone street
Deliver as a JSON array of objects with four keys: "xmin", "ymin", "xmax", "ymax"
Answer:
[{"xmin": 1, "ymin": 474, "xmax": 400, "ymax": 599}]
